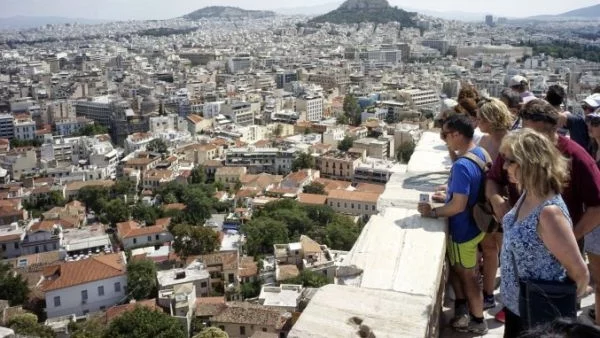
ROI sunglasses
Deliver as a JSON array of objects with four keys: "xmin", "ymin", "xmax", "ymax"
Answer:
[
  {"xmin": 585, "ymin": 115, "xmax": 600, "ymax": 127},
  {"xmin": 518, "ymin": 111, "xmax": 558, "ymax": 125}
]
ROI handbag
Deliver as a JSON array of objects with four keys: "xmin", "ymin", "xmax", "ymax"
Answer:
[{"xmin": 509, "ymin": 195, "xmax": 577, "ymax": 329}]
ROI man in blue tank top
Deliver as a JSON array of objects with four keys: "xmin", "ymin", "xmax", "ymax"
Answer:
[{"xmin": 418, "ymin": 114, "xmax": 488, "ymax": 334}]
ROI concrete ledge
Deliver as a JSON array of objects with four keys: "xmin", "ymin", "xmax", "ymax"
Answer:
[
  {"xmin": 288, "ymin": 284, "xmax": 435, "ymax": 338},
  {"xmin": 290, "ymin": 131, "xmax": 450, "ymax": 338}
]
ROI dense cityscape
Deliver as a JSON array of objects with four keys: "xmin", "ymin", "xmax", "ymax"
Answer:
[{"xmin": 0, "ymin": 0, "xmax": 599, "ymax": 337}]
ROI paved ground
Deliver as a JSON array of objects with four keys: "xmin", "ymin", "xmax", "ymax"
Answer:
[{"xmin": 441, "ymin": 274, "xmax": 596, "ymax": 338}]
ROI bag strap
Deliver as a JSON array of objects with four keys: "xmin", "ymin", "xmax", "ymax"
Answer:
[{"xmin": 460, "ymin": 148, "xmax": 492, "ymax": 172}]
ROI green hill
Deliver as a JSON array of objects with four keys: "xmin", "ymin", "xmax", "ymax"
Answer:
[
  {"xmin": 183, "ymin": 6, "xmax": 276, "ymax": 20},
  {"xmin": 309, "ymin": 0, "xmax": 417, "ymax": 26}
]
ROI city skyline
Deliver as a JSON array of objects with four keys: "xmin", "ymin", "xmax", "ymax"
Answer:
[{"xmin": 2, "ymin": 0, "xmax": 599, "ymax": 21}]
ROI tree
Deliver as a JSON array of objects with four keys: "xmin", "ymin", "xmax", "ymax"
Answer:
[
  {"xmin": 8, "ymin": 313, "xmax": 56, "ymax": 338},
  {"xmin": 69, "ymin": 314, "xmax": 107, "ymax": 338},
  {"xmin": 0, "ymin": 263, "xmax": 30, "ymax": 306},
  {"xmin": 302, "ymin": 182, "xmax": 326, "ymax": 195},
  {"xmin": 193, "ymin": 327, "xmax": 229, "ymax": 338},
  {"xmin": 183, "ymin": 187, "xmax": 214, "ymax": 225},
  {"xmin": 102, "ymin": 199, "xmax": 130, "ymax": 225},
  {"xmin": 112, "ymin": 178, "xmax": 136, "ymax": 196},
  {"xmin": 242, "ymin": 217, "xmax": 289, "ymax": 257},
  {"xmin": 132, "ymin": 203, "xmax": 159, "ymax": 225},
  {"xmin": 336, "ymin": 114, "xmax": 349, "ymax": 125},
  {"xmin": 396, "ymin": 141, "xmax": 416, "ymax": 164},
  {"xmin": 104, "ymin": 307, "xmax": 185, "ymax": 338},
  {"xmin": 146, "ymin": 138, "xmax": 168, "ymax": 154},
  {"xmin": 127, "ymin": 259, "xmax": 157, "ymax": 301},
  {"xmin": 337, "ymin": 135, "xmax": 354, "ymax": 152},
  {"xmin": 292, "ymin": 152, "xmax": 315, "ymax": 172},
  {"xmin": 240, "ymin": 280, "xmax": 262, "ymax": 299},
  {"xmin": 325, "ymin": 215, "xmax": 360, "ymax": 250},
  {"xmin": 190, "ymin": 166, "xmax": 206, "ymax": 184},
  {"xmin": 172, "ymin": 224, "xmax": 220, "ymax": 259},
  {"xmin": 74, "ymin": 123, "xmax": 109, "ymax": 136},
  {"xmin": 282, "ymin": 269, "xmax": 331, "ymax": 288},
  {"xmin": 78, "ymin": 186, "xmax": 110, "ymax": 213},
  {"xmin": 342, "ymin": 94, "xmax": 362, "ymax": 126}
]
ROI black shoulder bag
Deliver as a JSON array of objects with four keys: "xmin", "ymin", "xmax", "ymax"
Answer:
[{"xmin": 509, "ymin": 195, "xmax": 577, "ymax": 329}]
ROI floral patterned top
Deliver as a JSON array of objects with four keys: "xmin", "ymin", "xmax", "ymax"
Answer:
[{"xmin": 500, "ymin": 193, "xmax": 570, "ymax": 316}]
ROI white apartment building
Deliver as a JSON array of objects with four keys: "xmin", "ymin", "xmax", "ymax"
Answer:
[
  {"xmin": 226, "ymin": 147, "xmax": 296, "ymax": 175},
  {"xmin": 124, "ymin": 132, "xmax": 156, "ymax": 154},
  {"xmin": 296, "ymin": 95, "xmax": 323, "ymax": 122},
  {"xmin": 40, "ymin": 253, "xmax": 127, "ymax": 318},
  {"xmin": 227, "ymin": 55, "xmax": 252, "ymax": 74},
  {"xmin": 54, "ymin": 117, "xmax": 94, "ymax": 136},
  {"xmin": 13, "ymin": 117, "xmax": 36, "ymax": 140},
  {"xmin": 398, "ymin": 88, "xmax": 439, "ymax": 109},
  {"xmin": 157, "ymin": 260, "xmax": 211, "ymax": 297},
  {"xmin": 322, "ymin": 128, "xmax": 346, "ymax": 147},
  {"xmin": 220, "ymin": 101, "xmax": 254, "ymax": 126},
  {"xmin": 203, "ymin": 101, "xmax": 225, "ymax": 119}
]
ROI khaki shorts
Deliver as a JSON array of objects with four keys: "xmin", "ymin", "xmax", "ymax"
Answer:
[{"xmin": 447, "ymin": 232, "xmax": 485, "ymax": 269}]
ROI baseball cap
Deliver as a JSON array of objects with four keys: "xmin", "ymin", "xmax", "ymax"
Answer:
[
  {"xmin": 582, "ymin": 93, "xmax": 600, "ymax": 109},
  {"xmin": 509, "ymin": 75, "xmax": 529, "ymax": 88}
]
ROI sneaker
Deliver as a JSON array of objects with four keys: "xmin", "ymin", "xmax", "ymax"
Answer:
[
  {"xmin": 495, "ymin": 308, "xmax": 506, "ymax": 323},
  {"xmin": 483, "ymin": 295, "xmax": 496, "ymax": 310},
  {"xmin": 450, "ymin": 304, "xmax": 469, "ymax": 329},
  {"xmin": 457, "ymin": 319, "xmax": 489, "ymax": 334}
]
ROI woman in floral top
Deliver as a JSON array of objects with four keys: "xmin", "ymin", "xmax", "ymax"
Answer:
[{"xmin": 498, "ymin": 129, "xmax": 589, "ymax": 338}]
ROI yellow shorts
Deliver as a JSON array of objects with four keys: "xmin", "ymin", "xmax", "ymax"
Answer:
[{"xmin": 447, "ymin": 232, "xmax": 485, "ymax": 269}]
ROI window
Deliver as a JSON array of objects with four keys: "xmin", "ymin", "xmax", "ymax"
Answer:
[
  {"xmin": 147, "ymin": 236, "xmax": 151, "ymax": 242},
  {"xmin": 98, "ymin": 285, "xmax": 104, "ymax": 296},
  {"xmin": 228, "ymin": 273, "xmax": 235, "ymax": 283},
  {"xmin": 263, "ymin": 328, "xmax": 267, "ymax": 332},
  {"xmin": 133, "ymin": 238, "xmax": 137, "ymax": 244},
  {"xmin": 358, "ymin": 204, "xmax": 361, "ymax": 210},
  {"xmin": 1, "ymin": 244, "xmax": 5, "ymax": 251},
  {"xmin": 201, "ymin": 282, "xmax": 207, "ymax": 288},
  {"xmin": 351, "ymin": 203, "xmax": 354, "ymax": 209},
  {"xmin": 100, "ymin": 306, "xmax": 106, "ymax": 311},
  {"xmin": 372, "ymin": 205, "xmax": 375, "ymax": 211},
  {"xmin": 155, "ymin": 235, "xmax": 159, "ymax": 240},
  {"xmin": 240, "ymin": 326, "xmax": 246, "ymax": 335},
  {"xmin": 53, "ymin": 296, "xmax": 61, "ymax": 307},
  {"xmin": 114, "ymin": 282, "xmax": 121, "ymax": 292},
  {"xmin": 81, "ymin": 290, "xmax": 88, "ymax": 301},
  {"xmin": 14, "ymin": 242, "xmax": 18, "ymax": 249}
]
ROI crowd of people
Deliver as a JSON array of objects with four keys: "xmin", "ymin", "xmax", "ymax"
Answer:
[{"xmin": 418, "ymin": 76, "xmax": 600, "ymax": 337}]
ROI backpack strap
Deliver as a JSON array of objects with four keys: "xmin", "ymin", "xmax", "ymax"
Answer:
[{"xmin": 460, "ymin": 148, "xmax": 492, "ymax": 172}]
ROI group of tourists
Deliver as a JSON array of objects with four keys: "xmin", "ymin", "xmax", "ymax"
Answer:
[{"xmin": 418, "ymin": 76, "xmax": 600, "ymax": 337}]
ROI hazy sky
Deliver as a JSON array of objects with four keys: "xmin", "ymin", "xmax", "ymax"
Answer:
[{"xmin": 2, "ymin": 0, "xmax": 599, "ymax": 20}]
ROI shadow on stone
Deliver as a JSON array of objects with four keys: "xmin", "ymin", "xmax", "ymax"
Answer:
[
  {"xmin": 402, "ymin": 171, "xmax": 449, "ymax": 192},
  {"xmin": 394, "ymin": 214, "xmax": 446, "ymax": 233}
]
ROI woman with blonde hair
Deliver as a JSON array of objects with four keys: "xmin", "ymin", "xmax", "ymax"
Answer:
[
  {"xmin": 475, "ymin": 97, "xmax": 514, "ymax": 310},
  {"xmin": 499, "ymin": 129, "xmax": 589, "ymax": 337}
]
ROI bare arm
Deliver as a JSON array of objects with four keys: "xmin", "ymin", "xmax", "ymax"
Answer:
[
  {"xmin": 538, "ymin": 205, "xmax": 589, "ymax": 297},
  {"xmin": 419, "ymin": 193, "xmax": 468, "ymax": 218},
  {"xmin": 486, "ymin": 180, "xmax": 510, "ymax": 221},
  {"xmin": 574, "ymin": 206, "xmax": 600, "ymax": 240}
]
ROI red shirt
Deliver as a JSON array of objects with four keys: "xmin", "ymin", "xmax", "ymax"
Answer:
[{"xmin": 487, "ymin": 135, "xmax": 600, "ymax": 226}]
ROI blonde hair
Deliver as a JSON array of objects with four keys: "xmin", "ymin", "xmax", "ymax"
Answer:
[
  {"xmin": 499, "ymin": 128, "xmax": 569, "ymax": 197},
  {"xmin": 478, "ymin": 98, "xmax": 514, "ymax": 131}
]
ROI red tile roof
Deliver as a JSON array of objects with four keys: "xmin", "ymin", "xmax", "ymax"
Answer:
[
  {"xmin": 39, "ymin": 253, "xmax": 126, "ymax": 292},
  {"xmin": 104, "ymin": 299, "xmax": 158, "ymax": 323}
]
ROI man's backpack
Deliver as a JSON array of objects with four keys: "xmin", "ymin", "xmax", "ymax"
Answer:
[{"xmin": 460, "ymin": 149, "xmax": 500, "ymax": 233}]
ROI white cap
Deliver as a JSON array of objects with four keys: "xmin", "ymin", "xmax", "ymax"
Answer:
[
  {"xmin": 583, "ymin": 93, "xmax": 600, "ymax": 109},
  {"xmin": 443, "ymin": 98, "xmax": 458, "ymax": 109},
  {"xmin": 508, "ymin": 75, "xmax": 529, "ymax": 87}
]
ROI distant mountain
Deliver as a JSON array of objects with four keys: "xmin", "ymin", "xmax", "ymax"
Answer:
[
  {"xmin": 309, "ymin": 0, "xmax": 417, "ymax": 26},
  {"xmin": 183, "ymin": 6, "xmax": 276, "ymax": 20},
  {"xmin": 0, "ymin": 16, "xmax": 108, "ymax": 30},
  {"xmin": 559, "ymin": 4, "xmax": 600, "ymax": 18}
]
